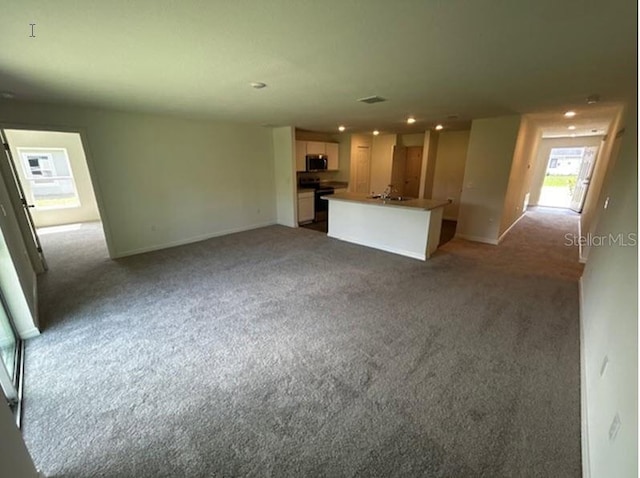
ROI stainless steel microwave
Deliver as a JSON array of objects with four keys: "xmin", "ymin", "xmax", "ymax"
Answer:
[{"xmin": 306, "ymin": 154, "xmax": 328, "ymax": 171}]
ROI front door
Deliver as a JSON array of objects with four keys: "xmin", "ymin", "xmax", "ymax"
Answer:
[{"xmin": 570, "ymin": 145, "xmax": 599, "ymax": 213}]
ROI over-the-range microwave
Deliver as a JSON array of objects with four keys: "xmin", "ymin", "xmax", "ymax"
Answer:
[{"xmin": 306, "ymin": 154, "xmax": 328, "ymax": 171}]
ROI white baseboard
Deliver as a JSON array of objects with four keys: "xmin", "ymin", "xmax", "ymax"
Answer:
[
  {"xmin": 20, "ymin": 326, "xmax": 40, "ymax": 339},
  {"xmin": 578, "ymin": 217, "xmax": 588, "ymax": 263},
  {"xmin": 112, "ymin": 221, "xmax": 277, "ymax": 258},
  {"xmin": 454, "ymin": 233, "xmax": 499, "ymax": 245},
  {"xmin": 497, "ymin": 212, "xmax": 526, "ymax": 244},
  {"xmin": 579, "ymin": 277, "xmax": 591, "ymax": 478}
]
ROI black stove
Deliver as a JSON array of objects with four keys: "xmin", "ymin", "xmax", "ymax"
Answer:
[{"xmin": 299, "ymin": 178, "xmax": 334, "ymax": 221}]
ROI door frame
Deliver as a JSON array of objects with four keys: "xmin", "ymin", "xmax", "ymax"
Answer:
[{"xmin": 0, "ymin": 124, "xmax": 114, "ymax": 259}]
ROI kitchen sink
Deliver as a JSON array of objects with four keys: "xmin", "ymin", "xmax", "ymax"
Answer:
[
  {"xmin": 367, "ymin": 195, "xmax": 411, "ymax": 201},
  {"xmin": 387, "ymin": 196, "xmax": 410, "ymax": 201}
]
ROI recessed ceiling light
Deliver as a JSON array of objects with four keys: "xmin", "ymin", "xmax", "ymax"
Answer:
[
  {"xmin": 338, "ymin": 125, "xmax": 346, "ymax": 132},
  {"xmin": 0, "ymin": 92, "xmax": 15, "ymax": 99},
  {"xmin": 372, "ymin": 130, "xmax": 380, "ymax": 136},
  {"xmin": 250, "ymin": 82, "xmax": 267, "ymax": 89},
  {"xmin": 568, "ymin": 125, "xmax": 576, "ymax": 130},
  {"xmin": 406, "ymin": 117, "xmax": 416, "ymax": 124},
  {"xmin": 435, "ymin": 124, "xmax": 444, "ymax": 131},
  {"xmin": 564, "ymin": 111, "xmax": 576, "ymax": 118}
]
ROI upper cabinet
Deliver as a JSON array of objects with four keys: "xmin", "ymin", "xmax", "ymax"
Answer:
[
  {"xmin": 326, "ymin": 143, "xmax": 339, "ymax": 170},
  {"xmin": 295, "ymin": 141, "xmax": 340, "ymax": 172},
  {"xmin": 306, "ymin": 142, "xmax": 326, "ymax": 155},
  {"xmin": 295, "ymin": 141, "xmax": 307, "ymax": 172}
]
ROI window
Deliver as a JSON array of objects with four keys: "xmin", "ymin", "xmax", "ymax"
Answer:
[{"xmin": 17, "ymin": 148, "xmax": 81, "ymax": 209}]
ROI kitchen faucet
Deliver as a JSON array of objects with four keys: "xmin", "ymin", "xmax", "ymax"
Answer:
[{"xmin": 381, "ymin": 184, "xmax": 396, "ymax": 200}]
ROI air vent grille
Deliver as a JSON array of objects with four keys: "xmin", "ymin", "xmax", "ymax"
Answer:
[{"xmin": 357, "ymin": 95, "xmax": 387, "ymax": 104}]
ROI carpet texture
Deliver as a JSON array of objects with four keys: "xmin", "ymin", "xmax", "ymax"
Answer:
[{"xmin": 23, "ymin": 208, "xmax": 584, "ymax": 477}]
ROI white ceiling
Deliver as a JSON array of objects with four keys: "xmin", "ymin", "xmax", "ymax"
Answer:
[
  {"xmin": 0, "ymin": 1, "xmax": 636, "ymax": 134},
  {"xmin": 528, "ymin": 105, "xmax": 621, "ymax": 139}
]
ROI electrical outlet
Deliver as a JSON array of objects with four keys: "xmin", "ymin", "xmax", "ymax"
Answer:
[{"xmin": 609, "ymin": 413, "xmax": 621, "ymax": 441}]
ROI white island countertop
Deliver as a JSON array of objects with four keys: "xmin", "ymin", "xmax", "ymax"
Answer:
[
  {"xmin": 325, "ymin": 192, "xmax": 449, "ymax": 211},
  {"xmin": 325, "ymin": 192, "xmax": 448, "ymax": 260}
]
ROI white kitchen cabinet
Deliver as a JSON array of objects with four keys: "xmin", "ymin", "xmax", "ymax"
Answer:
[
  {"xmin": 297, "ymin": 190, "xmax": 315, "ymax": 224},
  {"xmin": 306, "ymin": 141, "xmax": 326, "ymax": 155},
  {"xmin": 295, "ymin": 141, "xmax": 307, "ymax": 172},
  {"xmin": 295, "ymin": 140, "xmax": 339, "ymax": 171},
  {"xmin": 326, "ymin": 142, "xmax": 339, "ymax": 170}
]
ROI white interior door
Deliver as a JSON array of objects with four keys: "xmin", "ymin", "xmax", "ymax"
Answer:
[
  {"xmin": 0, "ymin": 130, "xmax": 47, "ymax": 272},
  {"xmin": 354, "ymin": 146, "xmax": 371, "ymax": 194},
  {"xmin": 570, "ymin": 145, "xmax": 599, "ymax": 213}
]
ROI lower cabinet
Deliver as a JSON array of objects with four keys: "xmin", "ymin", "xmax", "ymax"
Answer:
[{"xmin": 298, "ymin": 191, "xmax": 315, "ymax": 224}]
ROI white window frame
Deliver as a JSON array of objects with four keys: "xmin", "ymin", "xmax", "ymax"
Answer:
[{"xmin": 16, "ymin": 147, "xmax": 81, "ymax": 210}]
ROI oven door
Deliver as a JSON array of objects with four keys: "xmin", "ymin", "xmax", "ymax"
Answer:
[{"xmin": 314, "ymin": 187, "xmax": 334, "ymax": 221}]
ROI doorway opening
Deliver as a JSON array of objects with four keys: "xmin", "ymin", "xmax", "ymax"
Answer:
[
  {"xmin": 0, "ymin": 128, "xmax": 108, "ymax": 425},
  {"xmin": 538, "ymin": 146, "xmax": 599, "ymax": 211},
  {"xmin": 3, "ymin": 129, "xmax": 105, "ymax": 235},
  {"xmin": 390, "ymin": 145, "xmax": 423, "ymax": 198}
]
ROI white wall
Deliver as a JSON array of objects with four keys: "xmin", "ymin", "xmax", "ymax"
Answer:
[
  {"xmin": 499, "ymin": 117, "xmax": 541, "ymax": 236},
  {"xmin": 580, "ymin": 108, "xmax": 625, "ymax": 261},
  {"xmin": 0, "ymin": 402, "xmax": 39, "ymax": 478},
  {"xmin": 431, "ymin": 130, "xmax": 470, "ymax": 220},
  {"xmin": 0, "ymin": 100, "xmax": 277, "ymax": 258},
  {"xmin": 529, "ymin": 135, "xmax": 604, "ymax": 206},
  {"xmin": 272, "ymin": 126, "xmax": 296, "ymax": 227},
  {"xmin": 457, "ymin": 116, "xmax": 521, "ymax": 244},
  {"xmin": 419, "ymin": 131, "xmax": 438, "ymax": 199},
  {"xmin": 369, "ymin": 134, "xmax": 397, "ymax": 194},
  {"xmin": 398, "ymin": 133, "xmax": 425, "ymax": 147},
  {"xmin": 580, "ymin": 104, "xmax": 637, "ymax": 477},
  {"xmin": 5, "ymin": 129, "xmax": 101, "ymax": 227}
]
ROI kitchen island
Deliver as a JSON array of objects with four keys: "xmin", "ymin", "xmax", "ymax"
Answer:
[{"xmin": 325, "ymin": 192, "xmax": 449, "ymax": 260}]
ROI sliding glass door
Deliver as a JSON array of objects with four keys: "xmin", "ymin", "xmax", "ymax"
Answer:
[{"xmin": 0, "ymin": 293, "xmax": 20, "ymax": 407}]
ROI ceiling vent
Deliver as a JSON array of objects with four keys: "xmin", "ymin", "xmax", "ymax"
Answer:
[{"xmin": 357, "ymin": 95, "xmax": 387, "ymax": 104}]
